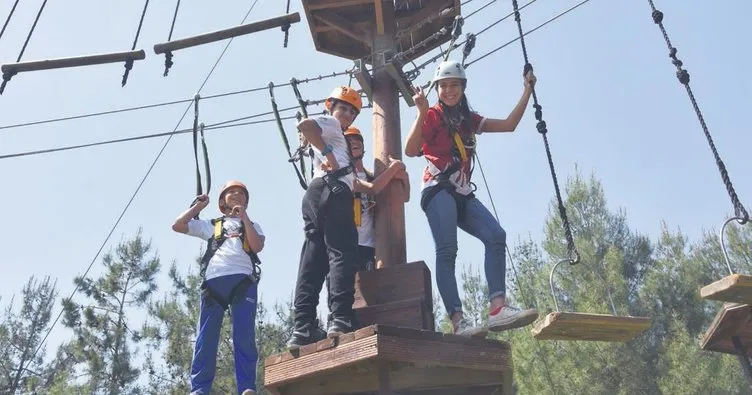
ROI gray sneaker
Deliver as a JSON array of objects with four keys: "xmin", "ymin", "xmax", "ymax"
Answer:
[
  {"xmin": 454, "ymin": 317, "xmax": 488, "ymax": 338},
  {"xmin": 488, "ymin": 305, "xmax": 538, "ymax": 332}
]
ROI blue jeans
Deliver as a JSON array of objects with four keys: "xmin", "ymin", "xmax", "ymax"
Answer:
[
  {"xmin": 424, "ymin": 188, "xmax": 507, "ymax": 317},
  {"xmin": 190, "ymin": 273, "xmax": 258, "ymax": 394}
]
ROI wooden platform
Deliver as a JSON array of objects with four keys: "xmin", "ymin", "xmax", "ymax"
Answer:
[
  {"xmin": 701, "ymin": 274, "xmax": 752, "ymax": 304},
  {"xmin": 301, "ymin": 0, "xmax": 461, "ymax": 62},
  {"xmin": 531, "ymin": 312, "xmax": 652, "ymax": 342},
  {"xmin": 701, "ymin": 303, "xmax": 752, "ymax": 356},
  {"xmin": 264, "ymin": 325, "xmax": 513, "ymax": 395}
]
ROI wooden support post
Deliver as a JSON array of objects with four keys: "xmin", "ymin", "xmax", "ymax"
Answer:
[
  {"xmin": 153, "ymin": 12, "xmax": 301, "ymax": 54},
  {"xmin": 371, "ymin": 2, "xmax": 406, "ymax": 269},
  {"xmin": 1, "ymin": 50, "xmax": 145, "ymax": 74}
]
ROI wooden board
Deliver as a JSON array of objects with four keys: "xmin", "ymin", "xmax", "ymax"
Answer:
[
  {"xmin": 531, "ymin": 312, "xmax": 651, "ymax": 342},
  {"xmin": 701, "ymin": 274, "xmax": 752, "ymax": 304},
  {"xmin": 264, "ymin": 324, "xmax": 512, "ymax": 395},
  {"xmin": 355, "ymin": 296, "xmax": 434, "ymax": 331},
  {"xmin": 701, "ymin": 303, "xmax": 752, "ymax": 356},
  {"xmin": 354, "ymin": 260, "xmax": 432, "ymax": 309}
]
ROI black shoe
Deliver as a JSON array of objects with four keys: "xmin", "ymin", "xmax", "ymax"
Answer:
[
  {"xmin": 327, "ymin": 316, "xmax": 355, "ymax": 338},
  {"xmin": 286, "ymin": 320, "xmax": 327, "ymax": 349}
]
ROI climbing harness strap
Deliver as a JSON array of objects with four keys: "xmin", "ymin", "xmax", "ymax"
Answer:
[
  {"xmin": 190, "ymin": 95, "xmax": 211, "ymax": 219},
  {"xmin": 269, "ymin": 82, "xmax": 309, "ymax": 190},
  {"xmin": 290, "ymin": 77, "xmax": 314, "ymax": 180},
  {"xmin": 199, "ymin": 216, "xmax": 262, "ymax": 292},
  {"xmin": 200, "ymin": 275, "xmax": 254, "ymax": 312},
  {"xmin": 647, "ymin": 0, "xmax": 748, "ymax": 225},
  {"xmin": 511, "ymin": 0, "xmax": 580, "ymax": 264}
]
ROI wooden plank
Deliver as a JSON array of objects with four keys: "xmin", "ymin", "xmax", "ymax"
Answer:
[
  {"xmin": 264, "ymin": 335, "xmax": 379, "ymax": 386},
  {"xmin": 701, "ymin": 303, "xmax": 752, "ymax": 356},
  {"xmin": 275, "ymin": 362, "xmax": 508, "ymax": 395},
  {"xmin": 355, "ymin": 297, "xmax": 434, "ymax": 330},
  {"xmin": 354, "ymin": 261, "xmax": 432, "ymax": 308},
  {"xmin": 531, "ymin": 312, "xmax": 651, "ymax": 342},
  {"xmin": 701, "ymin": 274, "xmax": 752, "ymax": 304},
  {"xmin": 1, "ymin": 50, "xmax": 145, "ymax": 74},
  {"xmin": 314, "ymin": 11, "xmax": 373, "ymax": 47},
  {"xmin": 374, "ymin": 0, "xmax": 385, "ymax": 35},
  {"xmin": 307, "ymin": 0, "xmax": 373, "ymax": 10},
  {"xmin": 265, "ymin": 325, "xmax": 377, "ymax": 367},
  {"xmin": 153, "ymin": 13, "xmax": 301, "ymax": 54},
  {"xmin": 377, "ymin": 334, "xmax": 511, "ymax": 371},
  {"xmin": 372, "ymin": 325, "xmax": 510, "ymax": 349}
]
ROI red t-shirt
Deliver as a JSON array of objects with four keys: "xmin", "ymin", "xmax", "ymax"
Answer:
[{"xmin": 420, "ymin": 104, "xmax": 486, "ymax": 195}]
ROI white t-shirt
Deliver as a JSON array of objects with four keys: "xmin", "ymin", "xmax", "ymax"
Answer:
[
  {"xmin": 187, "ymin": 217, "xmax": 264, "ymax": 281},
  {"xmin": 304, "ymin": 115, "xmax": 355, "ymax": 190},
  {"xmin": 355, "ymin": 170, "xmax": 375, "ymax": 248}
]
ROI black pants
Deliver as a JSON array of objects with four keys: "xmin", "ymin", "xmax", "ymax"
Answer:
[{"xmin": 293, "ymin": 177, "xmax": 358, "ymax": 326}]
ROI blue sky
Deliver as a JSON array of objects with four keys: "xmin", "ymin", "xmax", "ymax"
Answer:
[{"xmin": 1, "ymin": 0, "xmax": 749, "ymax": 363}]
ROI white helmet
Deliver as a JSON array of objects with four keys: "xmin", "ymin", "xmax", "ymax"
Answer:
[{"xmin": 432, "ymin": 60, "xmax": 467, "ymax": 86}]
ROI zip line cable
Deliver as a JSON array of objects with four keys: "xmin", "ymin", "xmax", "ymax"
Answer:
[
  {"xmin": 20, "ymin": 0, "xmax": 262, "ymax": 376},
  {"xmin": 0, "ymin": 0, "xmax": 21, "ymax": 42}
]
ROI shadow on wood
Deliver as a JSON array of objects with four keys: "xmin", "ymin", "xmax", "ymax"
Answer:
[
  {"xmin": 264, "ymin": 325, "xmax": 512, "ymax": 395},
  {"xmin": 532, "ymin": 312, "xmax": 651, "ymax": 342},
  {"xmin": 701, "ymin": 274, "xmax": 752, "ymax": 305}
]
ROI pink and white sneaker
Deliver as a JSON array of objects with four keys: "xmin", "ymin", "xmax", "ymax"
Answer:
[{"xmin": 488, "ymin": 305, "xmax": 539, "ymax": 332}]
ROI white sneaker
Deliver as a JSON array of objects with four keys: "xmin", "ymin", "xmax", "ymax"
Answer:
[
  {"xmin": 454, "ymin": 317, "xmax": 489, "ymax": 338},
  {"xmin": 488, "ymin": 305, "xmax": 539, "ymax": 332}
]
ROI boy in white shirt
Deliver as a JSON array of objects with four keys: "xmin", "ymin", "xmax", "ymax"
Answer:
[
  {"xmin": 172, "ymin": 180, "xmax": 264, "ymax": 395},
  {"xmin": 287, "ymin": 87, "xmax": 406, "ymax": 349}
]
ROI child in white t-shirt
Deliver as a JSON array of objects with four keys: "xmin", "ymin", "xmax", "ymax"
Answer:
[{"xmin": 172, "ymin": 180, "xmax": 264, "ymax": 395}]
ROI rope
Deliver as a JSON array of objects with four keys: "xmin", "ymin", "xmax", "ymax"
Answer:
[
  {"xmin": 475, "ymin": 150, "xmax": 558, "ymax": 394},
  {"xmin": 19, "ymin": 0, "xmax": 262, "ymax": 376},
  {"xmin": 163, "ymin": 0, "xmax": 182, "ymax": 76},
  {"xmin": 511, "ymin": 0, "xmax": 579, "ymax": 264},
  {"xmin": 647, "ymin": 0, "xmax": 748, "ymax": 224},
  {"xmin": 0, "ymin": 0, "xmax": 50, "ymax": 94},
  {"xmin": 122, "ymin": 0, "xmax": 150, "ymax": 86},
  {"xmin": 282, "ymin": 0, "xmax": 292, "ymax": 47},
  {"xmin": 190, "ymin": 95, "xmax": 212, "ymax": 219},
  {"xmin": 0, "ymin": 0, "xmax": 21, "ymax": 42},
  {"xmin": 0, "ymin": 69, "xmax": 353, "ymax": 131},
  {"xmin": 269, "ymin": 82, "xmax": 308, "ymax": 189}
]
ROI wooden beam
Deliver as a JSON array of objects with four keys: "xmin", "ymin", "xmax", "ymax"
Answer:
[
  {"xmin": 153, "ymin": 12, "xmax": 301, "ymax": 54},
  {"xmin": 307, "ymin": 0, "xmax": 373, "ymax": 11},
  {"xmin": 701, "ymin": 303, "xmax": 752, "ymax": 356},
  {"xmin": 313, "ymin": 10, "xmax": 373, "ymax": 47},
  {"xmin": 1, "ymin": 50, "xmax": 145, "ymax": 74},
  {"xmin": 374, "ymin": 0, "xmax": 385, "ymax": 35}
]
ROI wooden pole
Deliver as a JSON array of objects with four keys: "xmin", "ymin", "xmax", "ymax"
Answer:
[
  {"xmin": 1, "ymin": 50, "xmax": 145, "ymax": 74},
  {"xmin": 372, "ymin": 2, "xmax": 406, "ymax": 269},
  {"xmin": 153, "ymin": 12, "xmax": 301, "ymax": 54}
]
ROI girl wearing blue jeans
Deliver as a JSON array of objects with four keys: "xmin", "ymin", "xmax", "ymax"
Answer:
[{"xmin": 404, "ymin": 60, "xmax": 539, "ymax": 337}]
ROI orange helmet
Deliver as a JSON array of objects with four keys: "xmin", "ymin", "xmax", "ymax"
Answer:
[
  {"xmin": 218, "ymin": 180, "xmax": 249, "ymax": 212},
  {"xmin": 325, "ymin": 86, "xmax": 362, "ymax": 114},
  {"xmin": 344, "ymin": 126, "xmax": 363, "ymax": 141}
]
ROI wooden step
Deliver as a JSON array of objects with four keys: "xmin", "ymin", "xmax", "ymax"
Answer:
[
  {"xmin": 354, "ymin": 260, "xmax": 433, "ymax": 309},
  {"xmin": 264, "ymin": 324, "xmax": 512, "ymax": 395},
  {"xmin": 532, "ymin": 312, "xmax": 651, "ymax": 342},
  {"xmin": 355, "ymin": 297, "xmax": 434, "ymax": 331},
  {"xmin": 701, "ymin": 274, "xmax": 752, "ymax": 304}
]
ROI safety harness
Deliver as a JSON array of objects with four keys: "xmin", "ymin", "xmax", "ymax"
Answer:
[
  {"xmin": 419, "ymin": 106, "xmax": 477, "ymax": 221},
  {"xmin": 199, "ymin": 216, "xmax": 262, "ymax": 312}
]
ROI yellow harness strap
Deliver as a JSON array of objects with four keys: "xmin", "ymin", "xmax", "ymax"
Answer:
[
  {"xmin": 353, "ymin": 196, "xmax": 362, "ymax": 227},
  {"xmin": 213, "ymin": 218, "xmax": 223, "ymax": 239},
  {"xmin": 453, "ymin": 132, "xmax": 468, "ymax": 162}
]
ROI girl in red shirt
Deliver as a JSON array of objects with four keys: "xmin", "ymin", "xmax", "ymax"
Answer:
[{"xmin": 404, "ymin": 60, "xmax": 539, "ymax": 337}]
